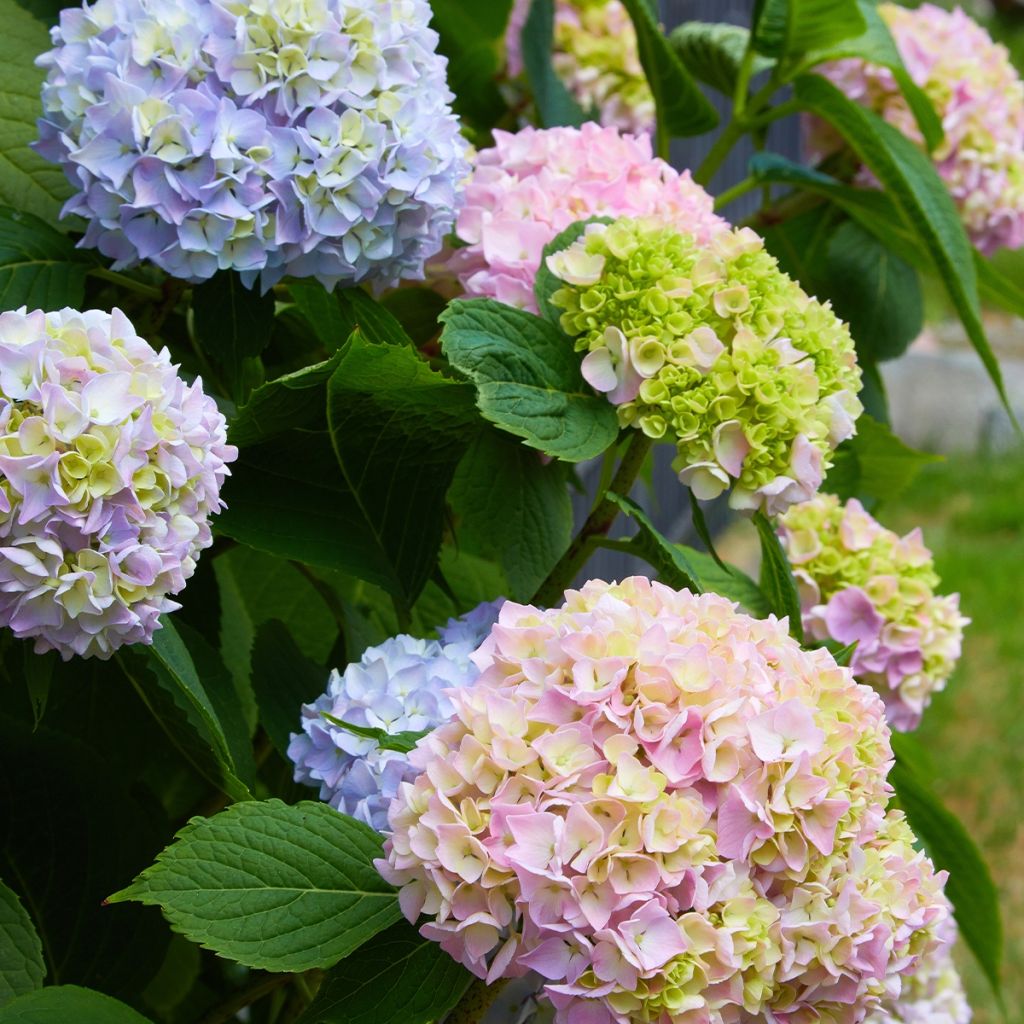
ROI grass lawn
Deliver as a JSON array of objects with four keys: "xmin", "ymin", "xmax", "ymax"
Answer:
[{"xmin": 885, "ymin": 455, "xmax": 1024, "ymax": 1022}]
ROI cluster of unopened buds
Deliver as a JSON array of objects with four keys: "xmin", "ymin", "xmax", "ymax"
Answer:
[
  {"xmin": 378, "ymin": 577, "xmax": 950, "ymax": 1024},
  {"xmin": 547, "ymin": 217, "xmax": 863, "ymax": 514},
  {"xmin": 779, "ymin": 495, "xmax": 969, "ymax": 731},
  {"xmin": 0, "ymin": 307, "xmax": 234, "ymax": 658}
]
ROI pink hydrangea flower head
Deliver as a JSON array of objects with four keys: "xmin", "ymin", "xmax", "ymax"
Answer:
[
  {"xmin": 506, "ymin": 0, "xmax": 655, "ymax": 135},
  {"xmin": 811, "ymin": 3, "xmax": 1024, "ymax": 255},
  {"xmin": 548, "ymin": 218, "xmax": 863, "ymax": 514},
  {"xmin": 779, "ymin": 495, "xmax": 970, "ymax": 731},
  {"xmin": 446, "ymin": 124, "xmax": 725, "ymax": 312},
  {"xmin": 378, "ymin": 577, "xmax": 950, "ymax": 1023},
  {"xmin": 0, "ymin": 307, "xmax": 236, "ymax": 659},
  {"xmin": 866, "ymin": 918, "xmax": 970, "ymax": 1024}
]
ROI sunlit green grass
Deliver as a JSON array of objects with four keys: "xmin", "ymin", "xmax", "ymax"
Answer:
[{"xmin": 886, "ymin": 455, "xmax": 1024, "ymax": 1022}]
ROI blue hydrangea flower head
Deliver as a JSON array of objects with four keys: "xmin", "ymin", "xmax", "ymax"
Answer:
[
  {"xmin": 35, "ymin": 0, "xmax": 469, "ymax": 291},
  {"xmin": 288, "ymin": 599, "xmax": 503, "ymax": 830}
]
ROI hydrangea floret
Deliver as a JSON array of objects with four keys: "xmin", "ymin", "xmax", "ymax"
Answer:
[
  {"xmin": 548, "ymin": 218, "xmax": 863, "ymax": 513},
  {"xmin": 378, "ymin": 577, "xmax": 950, "ymax": 1024},
  {"xmin": 866, "ymin": 920, "xmax": 970, "ymax": 1024},
  {"xmin": 288, "ymin": 600, "xmax": 503, "ymax": 831},
  {"xmin": 779, "ymin": 495, "xmax": 969, "ymax": 731},
  {"xmin": 505, "ymin": 0, "xmax": 654, "ymax": 135},
  {"xmin": 35, "ymin": 0, "xmax": 468, "ymax": 290},
  {"xmin": 0, "ymin": 307, "xmax": 235, "ymax": 659},
  {"xmin": 812, "ymin": 3, "xmax": 1024, "ymax": 255},
  {"xmin": 446, "ymin": 124, "xmax": 725, "ymax": 312}
]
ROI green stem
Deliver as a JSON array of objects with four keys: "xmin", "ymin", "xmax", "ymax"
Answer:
[
  {"xmin": 445, "ymin": 977, "xmax": 511, "ymax": 1024},
  {"xmin": 532, "ymin": 431, "xmax": 653, "ymax": 607},
  {"xmin": 733, "ymin": 48, "xmax": 756, "ymax": 118},
  {"xmin": 714, "ymin": 176, "xmax": 759, "ymax": 212},
  {"xmin": 198, "ymin": 972, "xmax": 294, "ymax": 1024},
  {"xmin": 88, "ymin": 266, "xmax": 163, "ymax": 301},
  {"xmin": 693, "ymin": 119, "xmax": 746, "ymax": 187}
]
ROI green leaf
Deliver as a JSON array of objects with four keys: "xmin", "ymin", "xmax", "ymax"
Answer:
[
  {"xmin": 521, "ymin": 0, "xmax": 586, "ymax": 128},
  {"xmin": 0, "ymin": 879, "xmax": 44, "ymax": 1006},
  {"xmin": 619, "ymin": 0, "xmax": 718, "ymax": 137},
  {"xmin": 448, "ymin": 430, "xmax": 572, "ymax": 601},
  {"xmin": 221, "ymin": 336, "xmax": 479, "ymax": 607},
  {"xmin": 825, "ymin": 414, "xmax": 941, "ymax": 504},
  {"xmin": 890, "ymin": 735, "xmax": 1003, "ymax": 998},
  {"xmin": 758, "ymin": 202, "xmax": 837, "ymax": 292},
  {"xmin": 427, "ymin": 0, "xmax": 510, "ymax": 131},
  {"xmin": 0, "ymin": 207, "xmax": 89, "ymax": 312},
  {"xmin": 289, "ymin": 280, "xmax": 412, "ymax": 351},
  {"xmin": 801, "ymin": 0, "xmax": 943, "ymax": 153},
  {"xmin": 0, "ymin": 987, "xmax": 153, "ymax": 1024},
  {"xmin": 669, "ymin": 22, "xmax": 774, "ymax": 97},
  {"xmin": 674, "ymin": 546, "xmax": 771, "ymax": 618},
  {"xmin": 229, "ymin": 351, "xmax": 342, "ymax": 447},
  {"xmin": 606, "ymin": 493, "xmax": 701, "ymax": 593},
  {"xmin": 752, "ymin": 511, "xmax": 803, "ymax": 642},
  {"xmin": 824, "ymin": 219, "xmax": 922, "ymax": 363},
  {"xmin": 793, "ymin": 75, "xmax": 1011, "ymax": 420},
  {"xmin": 975, "ymin": 250, "xmax": 1024, "ymax": 319},
  {"xmin": 753, "ymin": 0, "xmax": 866, "ymax": 58},
  {"xmin": 440, "ymin": 298, "xmax": 618, "ymax": 463},
  {"xmin": 533, "ymin": 217, "xmax": 613, "ymax": 325},
  {"xmin": 297, "ymin": 920, "xmax": 473, "ymax": 1024},
  {"xmin": 320, "ymin": 713, "xmax": 427, "ymax": 755},
  {"xmin": 828, "ymin": 640, "xmax": 857, "ymax": 667},
  {"xmin": 687, "ymin": 490, "xmax": 729, "ymax": 573},
  {"xmin": 20, "ymin": 647, "xmax": 53, "ymax": 731},
  {"xmin": 192, "ymin": 271, "xmax": 275, "ymax": 366},
  {"xmin": 147, "ymin": 619, "xmax": 253, "ymax": 801},
  {"xmin": 214, "ymin": 548, "xmax": 338, "ymax": 699},
  {"xmin": 250, "ymin": 620, "xmax": 328, "ymax": 759},
  {"xmin": 0, "ymin": 719, "xmax": 170, "ymax": 998},
  {"xmin": 380, "ymin": 288, "xmax": 447, "ymax": 345},
  {"xmin": 0, "ymin": 0, "xmax": 73, "ymax": 225},
  {"xmin": 108, "ymin": 800, "xmax": 401, "ymax": 973}
]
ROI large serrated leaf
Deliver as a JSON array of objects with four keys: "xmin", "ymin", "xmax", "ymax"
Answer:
[
  {"xmin": 146, "ymin": 619, "xmax": 253, "ymax": 801},
  {"xmin": 0, "ymin": 879, "xmax": 44, "ymax": 1006},
  {"xmin": 0, "ymin": 207, "xmax": 89, "ymax": 312},
  {"xmin": 449, "ymin": 430, "xmax": 571, "ymax": 602},
  {"xmin": 791, "ymin": 78, "xmax": 1010, "ymax": 418},
  {"xmin": 890, "ymin": 735, "xmax": 1003, "ymax": 999},
  {"xmin": 824, "ymin": 414, "xmax": 941, "ymax": 504},
  {"xmin": 619, "ymin": 0, "xmax": 717, "ymax": 138},
  {"xmin": 0, "ymin": 987, "xmax": 152, "ymax": 1024},
  {"xmin": 669, "ymin": 22, "xmax": 773, "ymax": 97},
  {"xmin": 289, "ymin": 280, "xmax": 411, "ymax": 352},
  {"xmin": 108, "ymin": 800, "xmax": 401, "ymax": 973},
  {"xmin": 298, "ymin": 920, "xmax": 473, "ymax": 1024},
  {"xmin": 0, "ymin": 0, "xmax": 72, "ymax": 225},
  {"xmin": 440, "ymin": 299, "xmax": 618, "ymax": 463},
  {"xmin": 221, "ymin": 336, "xmax": 479, "ymax": 608},
  {"xmin": 753, "ymin": 0, "xmax": 866, "ymax": 58}
]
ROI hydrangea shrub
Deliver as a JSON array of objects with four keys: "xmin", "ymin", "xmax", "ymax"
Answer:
[{"xmin": 0, "ymin": 0, "xmax": 1007, "ymax": 1020}]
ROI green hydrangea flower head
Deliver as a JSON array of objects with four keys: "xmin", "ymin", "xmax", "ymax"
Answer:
[{"xmin": 547, "ymin": 217, "xmax": 863, "ymax": 513}]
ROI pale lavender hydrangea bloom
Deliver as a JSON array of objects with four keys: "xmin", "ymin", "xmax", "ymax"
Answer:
[
  {"xmin": 0, "ymin": 307, "xmax": 235, "ymax": 659},
  {"xmin": 288, "ymin": 600, "xmax": 503, "ymax": 831},
  {"xmin": 35, "ymin": 0, "xmax": 469, "ymax": 291}
]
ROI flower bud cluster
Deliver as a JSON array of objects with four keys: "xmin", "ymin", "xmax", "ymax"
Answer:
[{"xmin": 548, "ymin": 218, "xmax": 862, "ymax": 513}]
